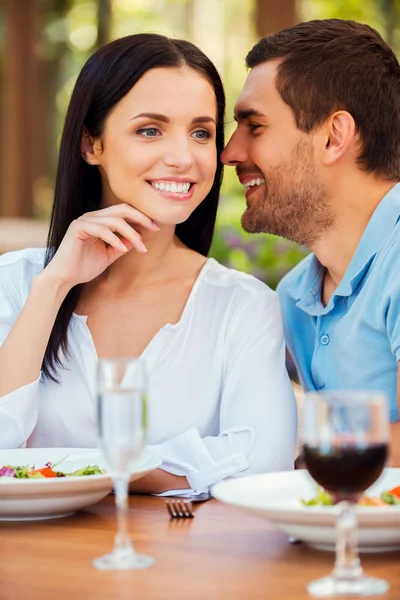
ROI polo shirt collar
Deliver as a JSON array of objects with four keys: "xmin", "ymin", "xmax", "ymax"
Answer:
[
  {"xmin": 289, "ymin": 254, "xmax": 325, "ymax": 315},
  {"xmin": 289, "ymin": 183, "xmax": 400, "ymax": 313}
]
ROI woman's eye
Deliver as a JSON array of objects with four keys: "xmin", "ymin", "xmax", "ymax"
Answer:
[
  {"xmin": 248, "ymin": 123, "xmax": 261, "ymax": 133},
  {"xmin": 192, "ymin": 129, "xmax": 211, "ymax": 140},
  {"xmin": 136, "ymin": 127, "xmax": 160, "ymax": 137}
]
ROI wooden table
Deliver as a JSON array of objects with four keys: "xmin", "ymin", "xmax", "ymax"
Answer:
[{"xmin": 0, "ymin": 496, "xmax": 399, "ymax": 600}]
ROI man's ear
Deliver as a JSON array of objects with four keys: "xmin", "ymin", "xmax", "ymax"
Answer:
[
  {"xmin": 322, "ymin": 110, "xmax": 356, "ymax": 166},
  {"xmin": 80, "ymin": 127, "xmax": 102, "ymax": 165}
]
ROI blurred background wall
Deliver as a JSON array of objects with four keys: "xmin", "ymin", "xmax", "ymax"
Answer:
[{"xmin": 0, "ymin": 0, "xmax": 398, "ymax": 287}]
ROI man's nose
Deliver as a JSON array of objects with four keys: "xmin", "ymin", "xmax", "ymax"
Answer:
[{"xmin": 221, "ymin": 130, "xmax": 248, "ymax": 166}]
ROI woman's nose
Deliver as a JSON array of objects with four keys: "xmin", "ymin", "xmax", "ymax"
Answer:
[{"xmin": 163, "ymin": 142, "xmax": 194, "ymax": 171}]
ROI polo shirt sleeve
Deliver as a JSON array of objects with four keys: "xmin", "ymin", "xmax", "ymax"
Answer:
[
  {"xmin": 379, "ymin": 242, "xmax": 400, "ymax": 362},
  {"xmin": 147, "ymin": 287, "xmax": 298, "ymax": 496},
  {"xmin": 0, "ymin": 258, "xmax": 40, "ymax": 448}
]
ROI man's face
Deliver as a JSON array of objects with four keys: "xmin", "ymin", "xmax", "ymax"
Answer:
[{"xmin": 221, "ymin": 60, "xmax": 332, "ymax": 247}]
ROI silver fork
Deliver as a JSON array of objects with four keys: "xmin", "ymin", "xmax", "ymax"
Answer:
[{"xmin": 166, "ymin": 492, "xmax": 211, "ymax": 518}]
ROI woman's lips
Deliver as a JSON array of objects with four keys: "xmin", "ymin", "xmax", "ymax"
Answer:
[{"xmin": 147, "ymin": 180, "xmax": 195, "ymax": 201}]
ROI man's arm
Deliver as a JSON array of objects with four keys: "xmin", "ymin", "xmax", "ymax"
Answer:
[{"xmin": 390, "ymin": 363, "xmax": 400, "ymax": 466}]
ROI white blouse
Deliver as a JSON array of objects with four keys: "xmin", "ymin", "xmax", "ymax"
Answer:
[{"xmin": 0, "ymin": 248, "xmax": 297, "ymax": 495}]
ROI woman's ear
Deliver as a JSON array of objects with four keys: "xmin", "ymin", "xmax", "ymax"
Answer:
[{"xmin": 80, "ymin": 127, "xmax": 102, "ymax": 165}]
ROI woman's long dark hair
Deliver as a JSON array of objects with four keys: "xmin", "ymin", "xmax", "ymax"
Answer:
[{"xmin": 43, "ymin": 33, "xmax": 225, "ymax": 381}]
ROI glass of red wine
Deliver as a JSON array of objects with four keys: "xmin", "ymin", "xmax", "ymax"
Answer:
[{"xmin": 301, "ymin": 390, "xmax": 389, "ymax": 597}]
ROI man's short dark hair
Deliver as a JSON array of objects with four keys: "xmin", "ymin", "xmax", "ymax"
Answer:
[{"xmin": 246, "ymin": 19, "xmax": 400, "ymax": 180}]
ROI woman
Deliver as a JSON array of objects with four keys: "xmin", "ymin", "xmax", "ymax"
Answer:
[{"xmin": 0, "ymin": 34, "xmax": 297, "ymax": 495}]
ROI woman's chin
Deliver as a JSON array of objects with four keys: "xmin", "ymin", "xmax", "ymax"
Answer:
[
  {"xmin": 113, "ymin": 198, "xmax": 196, "ymax": 227},
  {"xmin": 148, "ymin": 209, "xmax": 195, "ymax": 227}
]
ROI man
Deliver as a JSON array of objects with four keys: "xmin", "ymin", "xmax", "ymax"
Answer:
[{"xmin": 221, "ymin": 19, "xmax": 400, "ymax": 463}]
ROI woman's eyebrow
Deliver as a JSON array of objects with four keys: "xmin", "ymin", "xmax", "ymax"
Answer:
[
  {"xmin": 130, "ymin": 113, "xmax": 216, "ymax": 125},
  {"xmin": 131, "ymin": 112, "xmax": 169, "ymax": 122},
  {"xmin": 192, "ymin": 116, "xmax": 216, "ymax": 125}
]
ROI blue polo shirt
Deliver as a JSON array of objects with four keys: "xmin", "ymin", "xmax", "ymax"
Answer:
[{"xmin": 277, "ymin": 183, "xmax": 400, "ymax": 422}]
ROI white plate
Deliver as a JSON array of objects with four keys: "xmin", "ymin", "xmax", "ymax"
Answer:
[
  {"xmin": 0, "ymin": 447, "xmax": 161, "ymax": 521},
  {"xmin": 213, "ymin": 468, "xmax": 400, "ymax": 552}
]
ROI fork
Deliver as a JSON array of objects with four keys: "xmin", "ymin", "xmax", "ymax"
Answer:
[{"xmin": 166, "ymin": 492, "xmax": 211, "ymax": 518}]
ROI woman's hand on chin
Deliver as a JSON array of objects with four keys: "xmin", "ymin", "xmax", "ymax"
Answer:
[{"xmin": 43, "ymin": 203, "xmax": 160, "ymax": 290}]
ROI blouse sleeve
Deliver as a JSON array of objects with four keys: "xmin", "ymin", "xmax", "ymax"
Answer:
[
  {"xmin": 0, "ymin": 260, "xmax": 40, "ymax": 448},
  {"xmin": 147, "ymin": 287, "xmax": 298, "ymax": 496}
]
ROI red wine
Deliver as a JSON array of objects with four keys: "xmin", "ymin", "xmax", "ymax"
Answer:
[{"xmin": 302, "ymin": 443, "xmax": 388, "ymax": 496}]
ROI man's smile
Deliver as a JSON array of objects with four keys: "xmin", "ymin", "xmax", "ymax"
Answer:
[{"xmin": 238, "ymin": 174, "xmax": 265, "ymax": 199}]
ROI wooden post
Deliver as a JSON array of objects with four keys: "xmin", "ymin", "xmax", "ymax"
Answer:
[
  {"xmin": 1, "ymin": 0, "xmax": 40, "ymax": 217},
  {"xmin": 96, "ymin": 0, "xmax": 112, "ymax": 50},
  {"xmin": 254, "ymin": 0, "xmax": 298, "ymax": 38}
]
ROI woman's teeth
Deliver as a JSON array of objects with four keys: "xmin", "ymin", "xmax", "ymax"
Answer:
[{"xmin": 151, "ymin": 181, "xmax": 191, "ymax": 193}]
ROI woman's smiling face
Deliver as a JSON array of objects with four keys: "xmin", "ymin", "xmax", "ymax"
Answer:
[{"xmin": 86, "ymin": 66, "xmax": 218, "ymax": 225}]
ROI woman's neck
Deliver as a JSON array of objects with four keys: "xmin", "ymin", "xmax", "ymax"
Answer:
[{"xmin": 104, "ymin": 224, "xmax": 188, "ymax": 289}]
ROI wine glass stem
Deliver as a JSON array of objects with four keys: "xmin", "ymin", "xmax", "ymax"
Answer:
[
  {"xmin": 333, "ymin": 501, "xmax": 363, "ymax": 580},
  {"xmin": 113, "ymin": 476, "xmax": 134, "ymax": 557}
]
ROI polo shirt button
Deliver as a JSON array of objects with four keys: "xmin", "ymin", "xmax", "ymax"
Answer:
[{"xmin": 320, "ymin": 334, "xmax": 330, "ymax": 346}]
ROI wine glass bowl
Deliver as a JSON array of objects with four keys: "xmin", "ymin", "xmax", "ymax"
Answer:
[
  {"xmin": 301, "ymin": 391, "xmax": 390, "ymax": 597},
  {"xmin": 302, "ymin": 443, "xmax": 388, "ymax": 503}
]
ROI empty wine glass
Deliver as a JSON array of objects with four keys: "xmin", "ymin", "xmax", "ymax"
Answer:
[
  {"xmin": 93, "ymin": 357, "xmax": 153, "ymax": 570},
  {"xmin": 301, "ymin": 390, "xmax": 389, "ymax": 597}
]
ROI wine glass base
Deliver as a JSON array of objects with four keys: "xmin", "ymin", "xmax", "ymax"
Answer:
[
  {"xmin": 93, "ymin": 551, "xmax": 154, "ymax": 571},
  {"xmin": 307, "ymin": 575, "xmax": 389, "ymax": 597}
]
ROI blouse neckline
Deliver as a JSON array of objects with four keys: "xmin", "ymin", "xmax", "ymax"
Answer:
[{"xmin": 72, "ymin": 257, "xmax": 215, "ymax": 364}]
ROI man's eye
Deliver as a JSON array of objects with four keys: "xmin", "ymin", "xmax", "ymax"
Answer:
[
  {"xmin": 136, "ymin": 127, "xmax": 160, "ymax": 137},
  {"xmin": 192, "ymin": 129, "xmax": 211, "ymax": 140},
  {"xmin": 248, "ymin": 123, "xmax": 261, "ymax": 132}
]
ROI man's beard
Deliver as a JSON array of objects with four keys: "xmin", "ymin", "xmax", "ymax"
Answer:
[{"xmin": 241, "ymin": 140, "xmax": 333, "ymax": 247}]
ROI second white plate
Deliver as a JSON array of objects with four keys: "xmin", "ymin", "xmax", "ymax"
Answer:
[{"xmin": 213, "ymin": 468, "xmax": 400, "ymax": 552}]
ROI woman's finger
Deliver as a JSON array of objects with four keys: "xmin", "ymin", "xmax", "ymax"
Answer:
[
  {"xmin": 72, "ymin": 221, "xmax": 129, "ymax": 253},
  {"xmin": 82, "ymin": 216, "xmax": 147, "ymax": 253},
  {"xmin": 83, "ymin": 203, "xmax": 160, "ymax": 232}
]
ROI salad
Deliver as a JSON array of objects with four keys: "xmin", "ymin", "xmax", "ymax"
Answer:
[
  {"xmin": 0, "ymin": 456, "xmax": 105, "ymax": 479},
  {"xmin": 302, "ymin": 485, "xmax": 400, "ymax": 507}
]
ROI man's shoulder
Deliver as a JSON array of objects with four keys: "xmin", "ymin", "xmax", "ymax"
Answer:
[
  {"xmin": 276, "ymin": 253, "xmax": 313, "ymax": 300},
  {"xmin": 380, "ymin": 220, "xmax": 400, "ymax": 266},
  {"xmin": 371, "ymin": 222, "xmax": 400, "ymax": 297}
]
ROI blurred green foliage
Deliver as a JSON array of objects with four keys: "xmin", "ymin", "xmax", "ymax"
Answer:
[{"xmin": 210, "ymin": 195, "xmax": 309, "ymax": 289}]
